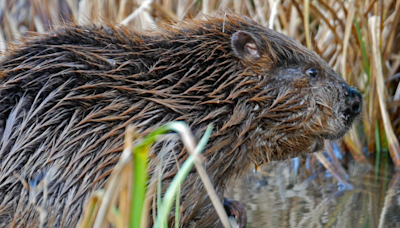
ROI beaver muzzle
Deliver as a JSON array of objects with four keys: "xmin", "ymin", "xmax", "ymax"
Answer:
[{"xmin": 343, "ymin": 86, "xmax": 362, "ymax": 125}]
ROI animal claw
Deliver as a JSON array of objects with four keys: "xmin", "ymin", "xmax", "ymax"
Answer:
[{"xmin": 223, "ymin": 198, "xmax": 247, "ymax": 228}]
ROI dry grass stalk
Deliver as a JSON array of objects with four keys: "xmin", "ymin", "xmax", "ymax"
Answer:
[
  {"xmin": 176, "ymin": 126, "xmax": 232, "ymax": 228},
  {"xmin": 369, "ymin": 16, "xmax": 400, "ymax": 168},
  {"xmin": 314, "ymin": 153, "xmax": 351, "ymax": 187}
]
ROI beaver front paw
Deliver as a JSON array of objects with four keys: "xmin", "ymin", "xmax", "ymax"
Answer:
[{"xmin": 223, "ymin": 198, "xmax": 247, "ymax": 228}]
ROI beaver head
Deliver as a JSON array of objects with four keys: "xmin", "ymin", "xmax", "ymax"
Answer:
[{"xmin": 226, "ymin": 28, "xmax": 362, "ymax": 164}]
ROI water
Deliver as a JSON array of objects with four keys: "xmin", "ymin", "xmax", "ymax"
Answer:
[{"xmin": 227, "ymin": 159, "xmax": 400, "ymax": 228}]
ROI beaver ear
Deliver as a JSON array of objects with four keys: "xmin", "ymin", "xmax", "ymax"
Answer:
[{"xmin": 231, "ymin": 31, "xmax": 261, "ymax": 60}]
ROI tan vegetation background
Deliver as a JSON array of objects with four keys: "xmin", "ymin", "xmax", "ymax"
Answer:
[{"xmin": 1, "ymin": 0, "xmax": 400, "ymax": 167}]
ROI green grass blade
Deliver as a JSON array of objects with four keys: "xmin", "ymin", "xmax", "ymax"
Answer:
[
  {"xmin": 153, "ymin": 123, "xmax": 213, "ymax": 228},
  {"xmin": 130, "ymin": 145, "xmax": 150, "ymax": 228},
  {"xmin": 354, "ymin": 17, "xmax": 370, "ymax": 79},
  {"xmin": 130, "ymin": 124, "xmax": 171, "ymax": 228},
  {"xmin": 375, "ymin": 121, "xmax": 381, "ymax": 181}
]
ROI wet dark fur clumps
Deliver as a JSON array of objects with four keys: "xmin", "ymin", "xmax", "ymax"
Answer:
[{"xmin": 0, "ymin": 14, "xmax": 361, "ymax": 227}]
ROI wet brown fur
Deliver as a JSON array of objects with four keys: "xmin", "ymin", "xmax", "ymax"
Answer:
[{"xmin": 0, "ymin": 14, "xmax": 358, "ymax": 227}]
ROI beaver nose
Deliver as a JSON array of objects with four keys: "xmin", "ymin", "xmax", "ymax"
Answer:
[{"xmin": 345, "ymin": 87, "xmax": 362, "ymax": 116}]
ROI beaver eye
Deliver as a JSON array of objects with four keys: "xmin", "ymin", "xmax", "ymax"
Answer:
[{"xmin": 306, "ymin": 68, "xmax": 318, "ymax": 78}]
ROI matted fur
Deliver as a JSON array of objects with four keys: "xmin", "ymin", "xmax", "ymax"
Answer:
[{"xmin": 0, "ymin": 14, "xmax": 360, "ymax": 227}]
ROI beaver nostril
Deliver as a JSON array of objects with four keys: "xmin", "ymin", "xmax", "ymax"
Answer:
[
  {"xmin": 352, "ymin": 100, "xmax": 361, "ymax": 114},
  {"xmin": 346, "ymin": 87, "xmax": 362, "ymax": 116}
]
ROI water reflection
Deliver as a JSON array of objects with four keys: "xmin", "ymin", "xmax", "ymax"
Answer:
[{"xmin": 227, "ymin": 159, "xmax": 400, "ymax": 228}]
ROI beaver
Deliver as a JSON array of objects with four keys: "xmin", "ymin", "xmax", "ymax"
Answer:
[{"xmin": 0, "ymin": 14, "xmax": 361, "ymax": 227}]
